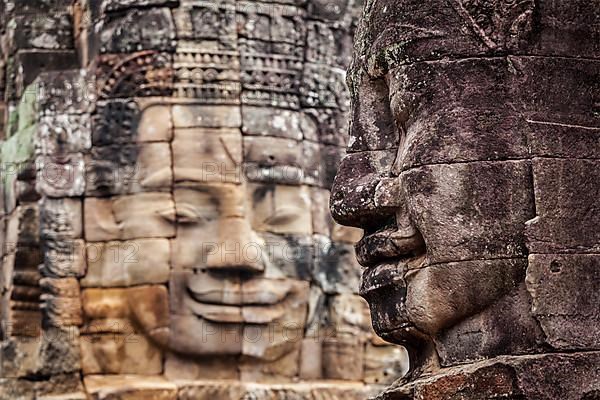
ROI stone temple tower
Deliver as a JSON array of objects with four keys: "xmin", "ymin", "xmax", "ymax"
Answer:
[{"xmin": 0, "ymin": 0, "xmax": 408, "ymax": 398}]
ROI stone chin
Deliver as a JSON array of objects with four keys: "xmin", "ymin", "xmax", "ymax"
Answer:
[
  {"xmin": 360, "ymin": 258, "xmax": 527, "ymax": 347},
  {"xmin": 359, "ymin": 261, "xmax": 414, "ymax": 344},
  {"xmin": 168, "ymin": 276, "xmax": 309, "ymax": 359}
]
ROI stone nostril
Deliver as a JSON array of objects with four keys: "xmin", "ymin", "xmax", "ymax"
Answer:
[
  {"xmin": 205, "ymin": 257, "xmax": 266, "ymax": 275},
  {"xmin": 204, "ymin": 238, "xmax": 265, "ymax": 274},
  {"xmin": 363, "ymin": 216, "xmax": 397, "ymax": 236}
]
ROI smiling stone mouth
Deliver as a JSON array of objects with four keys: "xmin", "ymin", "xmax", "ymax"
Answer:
[
  {"xmin": 355, "ymin": 227, "xmax": 426, "ymax": 267},
  {"xmin": 185, "ymin": 279, "xmax": 308, "ymax": 324},
  {"xmin": 186, "ymin": 278, "xmax": 293, "ymax": 305}
]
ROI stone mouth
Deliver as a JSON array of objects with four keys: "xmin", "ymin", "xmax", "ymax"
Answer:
[
  {"xmin": 186, "ymin": 278, "xmax": 294, "ymax": 306},
  {"xmin": 355, "ymin": 228, "xmax": 426, "ymax": 268},
  {"xmin": 359, "ymin": 261, "xmax": 418, "ymax": 341},
  {"xmin": 184, "ymin": 278, "xmax": 305, "ymax": 324}
]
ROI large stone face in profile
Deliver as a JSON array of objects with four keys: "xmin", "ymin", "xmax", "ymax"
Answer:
[
  {"xmin": 0, "ymin": 0, "xmax": 408, "ymax": 398},
  {"xmin": 329, "ymin": 0, "xmax": 600, "ymax": 398}
]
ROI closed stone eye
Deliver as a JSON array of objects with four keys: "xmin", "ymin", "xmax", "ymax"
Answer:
[
  {"xmin": 159, "ymin": 204, "xmax": 214, "ymax": 224},
  {"xmin": 261, "ymin": 207, "xmax": 301, "ymax": 227}
]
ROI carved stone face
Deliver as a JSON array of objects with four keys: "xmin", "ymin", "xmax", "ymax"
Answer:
[
  {"xmin": 82, "ymin": 109, "xmax": 318, "ymax": 372},
  {"xmin": 75, "ymin": 98, "xmax": 353, "ymax": 380},
  {"xmin": 166, "ymin": 127, "xmax": 314, "ymax": 362},
  {"xmin": 0, "ymin": 0, "xmax": 413, "ymax": 389},
  {"xmin": 70, "ymin": 0, "xmax": 362, "ymax": 379},
  {"xmin": 331, "ymin": 0, "xmax": 600, "ymax": 370}
]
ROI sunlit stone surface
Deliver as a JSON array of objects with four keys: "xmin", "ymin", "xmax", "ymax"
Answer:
[{"xmin": 0, "ymin": 0, "xmax": 409, "ymax": 398}]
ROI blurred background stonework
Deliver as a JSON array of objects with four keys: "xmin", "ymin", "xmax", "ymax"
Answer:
[{"xmin": 0, "ymin": 0, "xmax": 408, "ymax": 399}]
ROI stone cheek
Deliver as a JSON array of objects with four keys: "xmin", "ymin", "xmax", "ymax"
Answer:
[
  {"xmin": 82, "ymin": 239, "xmax": 171, "ymax": 287},
  {"xmin": 401, "ymin": 161, "xmax": 535, "ymax": 264},
  {"xmin": 80, "ymin": 286, "xmax": 169, "ymax": 375}
]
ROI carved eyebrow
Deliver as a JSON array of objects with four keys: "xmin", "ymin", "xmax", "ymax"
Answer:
[
  {"xmin": 365, "ymin": 25, "xmax": 447, "ymax": 77},
  {"xmin": 365, "ymin": 42, "xmax": 407, "ymax": 78}
]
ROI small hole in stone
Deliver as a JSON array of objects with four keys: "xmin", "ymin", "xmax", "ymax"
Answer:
[{"xmin": 550, "ymin": 260, "xmax": 561, "ymax": 273}]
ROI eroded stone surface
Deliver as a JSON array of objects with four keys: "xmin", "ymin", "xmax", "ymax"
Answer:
[
  {"xmin": 177, "ymin": 381, "xmax": 376, "ymax": 400},
  {"xmin": 247, "ymin": 183, "xmax": 313, "ymax": 235},
  {"xmin": 527, "ymin": 158, "xmax": 600, "ymax": 253},
  {"xmin": 172, "ymin": 105, "xmax": 241, "ymax": 129},
  {"xmin": 84, "ymin": 193, "xmax": 175, "ymax": 241},
  {"xmin": 378, "ymin": 353, "xmax": 600, "ymax": 400},
  {"xmin": 328, "ymin": 0, "xmax": 599, "ymax": 398},
  {"xmin": 86, "ymin": 142, "xmax": 173, "ymax": 196},
  {"xmin": 92, "ymin": 99, "xmax": 173, "ymax": 145},
  {"xmin": 83, "ymin": 239, "xmax": 170, "ymax": 287},
  {"xmin": 0, "ymin": 0, "xmax": 410, "ymax": 397},
  {"xmin": 173, "ymin": 128, "xmax": 242, "ymax": 185},
  {"xmin": 80, "ymin": 286, "xmax": 168, "ymax": 374},
  {"xmin": 322, "ymin": 335, "xmax": 365, "ymax": 380},
  {"xmin": 80, "ymin": 334, "xmax": 163, "ymax": 375},
  {"xmin": 526, "ymin": 254, "xmax": 600, "ymax": 350},
  {"xmin": 1, "ymin": 328, "xmax": 81, "ymax": 378},
  {"xmin": 84, "ymin": 375, "xmax": 177, "ymax": 400}
]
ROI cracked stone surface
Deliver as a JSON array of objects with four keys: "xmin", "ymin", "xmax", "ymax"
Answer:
[
  {"xmin": 0, "ymin": 0, "xmax": 408, "ymax": 398},
  {"xmin": 329, "ymin": 0, "xmax": 600, "ymax": 398}
]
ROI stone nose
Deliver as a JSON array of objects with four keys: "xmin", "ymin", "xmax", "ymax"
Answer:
[
  {"xmin": 205, "ymin": 216, "xmax": 265, "ymax": 274},
  {"xmin": 329, "ymin": 150, "xmax": 399, "ymax": 231}
]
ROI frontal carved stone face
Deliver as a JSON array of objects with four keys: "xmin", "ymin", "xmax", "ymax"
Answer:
[
  {"xmin": 83, "ymin": 111, "xmax": 314, "ymax": 350},
  {"xmin": 331, "ymin": 0, "xmax": 600, "ymax": 372},
  {"xmin": 66, "ymin": 0, "xmax": 365, "ymax": 380},
  {"xmin": 0, "ymin": 0, "xmax": 414, "ymax": 391},
  {"xmin": 77, "ymin": 99, "xmax": 353, "ymax": 379}
]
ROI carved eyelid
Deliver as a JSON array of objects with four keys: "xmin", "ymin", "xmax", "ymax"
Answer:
[
  {"xmin": 362, "ymin": 49, "xmax": 390, "ymax": 79},
  {"xmin": 163, "ymin": 203, "xmax": 216, "ymax": 224},
  {"xmin": 386, "ymin": 72, "xmax": 415, "ymax": 129},
  {"xmin": 261, "ymin": 207, "xmax": 301, "ymax": 226},
  {"xmin": 389, "ymin": 90, "xmax": 409, "ymax": 125},
  {"xmin": 157, "ymin": 208, "xmax": 176, "ymax": 223}
]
